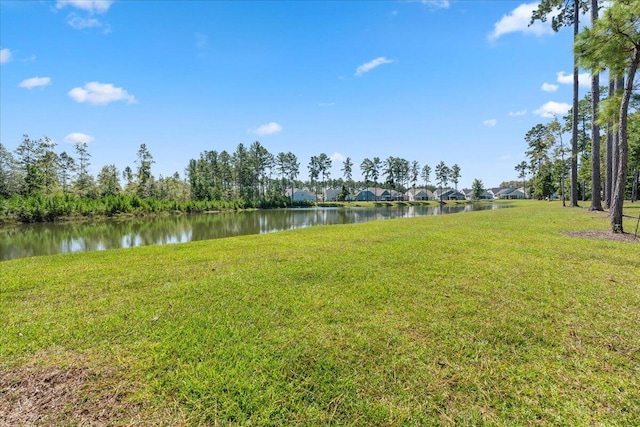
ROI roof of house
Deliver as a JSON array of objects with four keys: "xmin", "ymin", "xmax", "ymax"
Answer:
[
  {"xmin": 495, "ymin": 187, "xmax": 515, "ymax": 196},
  {"xmin": 405, "ymin": 188, "xmax": 433, "ymax": 196},
  {"xmin": 289, "ymin": 188, "xmax": 316, "ymax": 198},
  {"xmin": 434, "ymin": 188, "xmax": 463, "ymax": 196},
  {"xmin": 357, "ymin": 187, "xmax": 387, "ymax": 197}
]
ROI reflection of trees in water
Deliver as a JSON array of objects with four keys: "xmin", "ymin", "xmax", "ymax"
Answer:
[
  {"xmin": 0, "ymin": 216, "xmax": 194, "ymax": 261},
  {"xmin": 1, "ymin": 204, "xmax": 510, "ymax": 260}
]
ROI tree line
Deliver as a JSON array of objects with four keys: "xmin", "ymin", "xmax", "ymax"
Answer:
[
  {"xmin": 526, "ymin": 0, "xmax": 640, "ymax": 233},
  {"xmin": 1, "ymin": 135, "xmax": 479, "ymax": 223},
  {"xmin": 163, "ymin": 144, "xmax": 468, "ymax": 204},
  {"xmin": 517, "ymin": 90, "xmax": 640, "ymax": 204}
]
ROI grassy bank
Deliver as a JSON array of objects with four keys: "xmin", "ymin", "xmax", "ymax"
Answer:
[{"xmin": 1, "ymin": 201, "xmax": 639, "ymax": 425}]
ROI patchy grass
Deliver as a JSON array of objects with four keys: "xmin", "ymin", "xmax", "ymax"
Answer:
[{"xmin": 1, "ymin": 201, "xmax": 639, "ymax": 425}]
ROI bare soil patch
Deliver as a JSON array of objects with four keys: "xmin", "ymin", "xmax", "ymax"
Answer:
[
  {"xmin": 0, "ymin": 364, "xmax": 147, "ymax": 426},
  {"xmin": 563, "ymin": 229, "xmax": 640, "ymax": 243}
]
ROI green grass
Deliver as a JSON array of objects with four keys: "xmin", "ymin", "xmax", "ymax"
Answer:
[{"xmin": 1, "ymin": 201, "xmax": 639, "ymax": 425}]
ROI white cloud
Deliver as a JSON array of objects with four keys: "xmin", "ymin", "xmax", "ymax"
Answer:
[
  {"xmin": 541, "ymin": 83, "xmax": 559, "ymax": 92},
  {"xmin": 252, "ymin": 122, "xmax": 283, "ymax": 136},
  {"xmin": 68, "ymin": 81, "xmax": 136, "ymax": 105},
  {"xmin": 0, "ymin": 48, "xmax": 11, "ymax": 64},
  {"xmin": 533, "ymin": 101, "xmax": 571, "ymax": 118},
  {"xmin": 483, "ymin": 119, "xmax": 497, "ymax": 127},
  {"xmin": 488, "ymin": 2, "xmax": 553, "ymax": 41},
  {"xmin": 57, "ymin": 1, "xmax": 112, "ymax": 32},
  {"xmin": 56, "ymin": 0, "xmax": 113, "ymax": 14},
  {"xmin": 556, "ymin": 71, "xmax": 591, "ymax": 88},
  {"xmin": 331, "ymin": 152, "xmax": 346, "ymax": 163},
  {"xmin": 509, "ymin": 110, "xmax": 527, "ymax": 117},
  {"xmin": 405, "ymin": 0, "xmax": 449, "ymax": 7},
  {"xmin": 355, "ymin": 57, "xmax": 395, "ymax": 77},
  {"xmin": 67, "ymin": 15, "xmax": 103, "ymax": 29},
  {"xmin": 64, "ymin": 132, "xmax": 94, "ymax": 144},
  {"xmin": 19, "ymin": 76, "xmax": 52, "ymax": 89},
  {"xmin": 420, "ymin": 0, "xmax": 450, "ymax": 8}
]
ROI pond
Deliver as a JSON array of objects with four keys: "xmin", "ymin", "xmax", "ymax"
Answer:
[{"xmin": 0, "ymin": 203, "xmax": 508, "ymax": 261}]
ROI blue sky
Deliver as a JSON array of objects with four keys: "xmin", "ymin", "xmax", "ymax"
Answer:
[{"xmin": 1, "ymin": 0, "xmax": 590, "ymax": 189}]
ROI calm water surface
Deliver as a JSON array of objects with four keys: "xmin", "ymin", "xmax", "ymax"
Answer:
[{"xmin": 1, "ymin": 204, "xmax": 507, "ymax": 261}]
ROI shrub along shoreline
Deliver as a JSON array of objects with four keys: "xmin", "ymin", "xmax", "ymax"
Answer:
[
  {"xmin": 1, "ymin": 201, "xmax": 639, "ymax": 425},
  {"xmin": 0, "ymin": 193, "xmax": 447, "ymax": 225},
  {"xmin": 0, "ymin": 193, "xmax": 304, "ymax": 225}
]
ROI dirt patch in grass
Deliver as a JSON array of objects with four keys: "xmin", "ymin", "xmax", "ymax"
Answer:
[
  {"xmin": 0, "ymin": 364, "xmax": 148, "ymax": 426},
  {"xmin": 563, "ymin": 230, "xmax": 640, "ymax": 243}
]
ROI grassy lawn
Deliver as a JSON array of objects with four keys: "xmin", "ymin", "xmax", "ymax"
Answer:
[{"xmin": 1, "ymin": 201, "xmax": 639, "ymax": 425}]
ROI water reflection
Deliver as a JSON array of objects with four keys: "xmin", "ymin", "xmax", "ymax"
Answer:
[{"xmin": 0, "ymin": 203, "xmax": 508, "ymax": 261}]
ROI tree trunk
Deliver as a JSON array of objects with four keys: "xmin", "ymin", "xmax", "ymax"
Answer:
[
  {"xmin": 632, "ymin": 167, "xmax": 639, "ymax": 203},
  {"xmin": 560, "ymin": 128, "xmax": 566, "ymax": 207},
  {"xmin": 589, "ymin": 0, "xmax": 603, "ymax": 211},
  {"xmin": 610, "ymin": 76, "xmax": 624, "ymax": 213},
  {"xmin": 571, "ymin": 1, "xmax": 580, "ymax": 207},
  {"xmin": 610, "ymin": 51, "xmax": 640, "ymax": 233},
  {"xmin": 605, "ymin": 77, "xmax": 615, "ymax": 208},
  {"xmin": 590, "ymin": 75, "xmax": 603, "ymax": 209}
]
